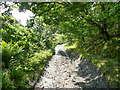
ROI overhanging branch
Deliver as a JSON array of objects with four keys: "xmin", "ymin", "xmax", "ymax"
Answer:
[
  {"xmin": 85, "ymin": 18, "xmax": 103, "ymax": 32},
  {"xmin": 38, "ymin": 3, "xmax": 55, "ymax": 16}
]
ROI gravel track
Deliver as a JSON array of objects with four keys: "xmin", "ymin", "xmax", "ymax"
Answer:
[
  {"xmin": 34, "ymin": 44, "xmax": 111, "ymax": 88},
  {"xmin": 35, "ymin": 55, "xmax": 111, "ymax": 88}
]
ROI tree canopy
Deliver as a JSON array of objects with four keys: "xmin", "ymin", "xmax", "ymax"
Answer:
[
  {"xmin": 1, "ymin": 2, "xmax": 120, "ymax": 89},
  {"xmin": 18, "ymin": 2, "xmax": 120, "ymax": 59}
]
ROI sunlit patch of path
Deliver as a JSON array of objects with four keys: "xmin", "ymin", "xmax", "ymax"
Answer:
[{"xmin": 34, "ymin": 44, "xmax": 111, "ymax": 88}]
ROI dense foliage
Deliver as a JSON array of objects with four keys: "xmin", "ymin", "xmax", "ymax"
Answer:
[
  {"xmin": 17, "ymin": 2, "xmax": 120, "ymax": 87},
  {"xmin": 1, "ymin": 2, "xmax": 120, "ymax": 89},
  {"xmin": 0, "ymin": 4, "xmax": 62, "ymax": 89}
]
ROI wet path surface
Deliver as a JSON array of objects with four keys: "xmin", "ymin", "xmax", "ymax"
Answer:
[{"xmin": 35, "ymin": 44, "xmax": 111, "ymax": 88}]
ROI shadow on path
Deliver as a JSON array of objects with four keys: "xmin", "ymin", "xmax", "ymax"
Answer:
[
  {"xmin": 66, "ymin": 50, "xmax": 112, "ymax": 88},
  {"xmin": 75, "ymin": 59, "xmax": 111, "ymax": 88}
]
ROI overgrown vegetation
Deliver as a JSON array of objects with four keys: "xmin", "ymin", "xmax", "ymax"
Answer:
[
  {"xmin": 65, "ymin": 42, "xmax": 119, "ymax": 87},
  {"xmin": 0, "ymin": 6, "xmax": 57, "ymax": 89},
  {"xmin": 1, "ymin": 2, "xmax": 120, "ymax": 89}
]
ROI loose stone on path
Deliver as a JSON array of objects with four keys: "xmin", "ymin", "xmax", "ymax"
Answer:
[
  {"xmin": 35, "ymin": 44, "xmax": 111, "ymax": 88},
  {"xmin": 35, "ymin": 55, "xmax": 110, "ymax": 88}
]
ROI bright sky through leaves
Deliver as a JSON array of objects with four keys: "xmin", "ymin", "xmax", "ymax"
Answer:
[
  {"xmin": 10, "ymin": 9, "xmax": 34, "ymax": 26},
  {"xmin": 0, "ymin": 1, "xmax": 34, "ymax": 26}
]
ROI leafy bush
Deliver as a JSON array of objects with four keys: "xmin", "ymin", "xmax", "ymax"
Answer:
[
  {"xmin": 1, "ymin": 13, "xmax": 53, "ymax": 89},
  {"xmin": 2, "ymin": 41, "xmax": 24, "ymax": 68},
  {"xmin": 2, "ymin": 40, "xmax": 53, "ymax": 89},
  {"xmin": 2, "ymin": 70, "xmax": 14, "ymax": 89}
]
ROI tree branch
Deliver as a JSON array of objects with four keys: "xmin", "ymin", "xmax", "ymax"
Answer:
[
  {"xmin": 85, "ymin": 18, "xmax": 103, "ymax": 32},
  {"xmin": 99, "ymin": 5, "xmax": 119, "ymax": 22},
  {"xmin": 38, "ymin": 3, "xmax": 55, "ymax": 16},
  {"xmin": 57, "ymin": 2, "xmax": 70, "ymax": 7}
]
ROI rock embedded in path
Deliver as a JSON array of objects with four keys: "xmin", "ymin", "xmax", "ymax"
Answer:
[
  {"xmin": 35, "ymin": 55, "xmax": 111, "ymax": 88},
  {"xmin": 35, "ymin": 44, "xmax": 111, "ymax": 88}
]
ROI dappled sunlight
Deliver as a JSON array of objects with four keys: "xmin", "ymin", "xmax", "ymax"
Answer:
[
  {"xmin": 55, "ymin": 44, "xmax": 67, "ymax": 55},
  {"xmin": 1, "ymin": 2, "xmax": 119, "ymax": 89},
  {"xmin": 34, "ymin": 44, "xmax": 111, "ymax": 88},
  {"xmin": 74, "ymin": 59, "xmax": 111, "ymax": 88}
]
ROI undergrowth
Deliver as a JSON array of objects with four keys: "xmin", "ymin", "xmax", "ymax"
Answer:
[{"xmin": 64, "ymin": 43, "xmax": 120, "ymax": 88}]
